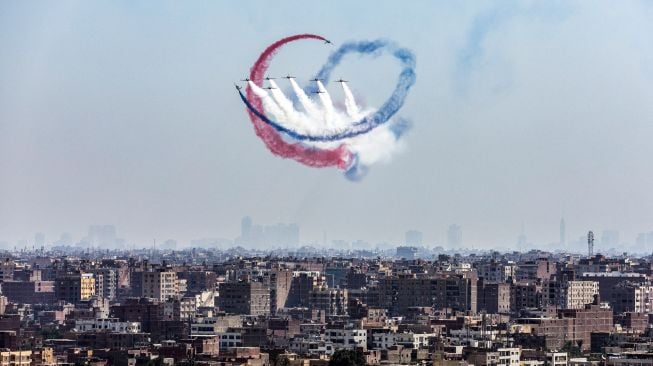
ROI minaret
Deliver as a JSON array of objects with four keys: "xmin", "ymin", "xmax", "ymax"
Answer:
[
  {"xmin": 560, "ymin": 218, "xmax": 566, "ymax": 246},
  {"xmin": 587, "ymin": 231, "xmax": 594, "ymax": 257}
]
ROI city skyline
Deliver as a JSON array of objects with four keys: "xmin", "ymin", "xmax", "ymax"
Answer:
[{"xmin": 2, "ymin": 217, "xmax": 651, "ymax": 256}]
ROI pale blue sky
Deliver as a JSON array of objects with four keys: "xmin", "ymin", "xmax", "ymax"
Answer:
[{"xmin": 1, "ymin": 1, "xmax": 653, "ymax": 249}]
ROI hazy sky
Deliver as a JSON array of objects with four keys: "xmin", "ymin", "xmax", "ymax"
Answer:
[{"xmin": 2, "ymin": 1, "xmax": 653, "ymax": 249}]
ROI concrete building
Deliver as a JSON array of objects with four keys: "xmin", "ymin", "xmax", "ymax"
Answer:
[
  {"xmin": 0, "ymin": 259, "xmax": 15, "ymax": 282},
  {"xmin": 141, "ymin": 269, "xmax": 179, "ymax": 301},
  {"xmin": 557, "ymin": 281, "xmax": 599, "ymax": 309},
  {"xmin": 476, "ymin": 260, "xmax": 516, "ymax": 283},
  {"xmin": 325, "ymin": 327, "xmax": 367, "ymax": 351},
  {"xmin": 498, "ymin": 348, "xmax": 521, "ymax": 366},
  {"xmin": 54, "ymin": 272, "xmax": 95, "ymax": 304},
  {"xmin": 511, "ymin": 282, "xmax": 540, "ymax": 311},
  {"xmin": 479, "ymin": 282, "xmax": 511, "ymax": 314},
  {"xmin": 609, "ymin": 283, "xmax": 653, "ymax": 314},
  {"xmin": 516, "ymin": 259, "xmax": 555, "ymax": 284},
  {"xmin": 217, "ymin": 281, "xmax": 270, "ymax": 316},
  {"xmin": 580, "ymin": 272, "xmax": 648, "ymax": 304},
  {"xmin": 378, "ymin": 272, "xmax": 478, "ymax": 314},
  {"xmin": 308, "ymin": 287, "xmax": 348, "ymax": 316},
  {"xmin": 514, "ymin": 304, "xmax": 613, "ymax": 351},
  {"xmin": 0, "ymin": 280, "xmax": 55, "ymax": 304},
  {"xmin": 75, "ymin": 318, "xmax": 141, "ymax": 333},
  {"xmin": 0, "ymin": 350, "xmax": 31, "ymax": 366},
  {"xmin": 91, "ymin": 268, "xmax": 117, "ymax": 300}
]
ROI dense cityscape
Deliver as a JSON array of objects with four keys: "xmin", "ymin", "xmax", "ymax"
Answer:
[
  {"xmin": 0, "ymin": 225, "xmax": 651, "ymax": 366},
  {"xmin": 4, "ymin": 2, "xmax": 653, "ymax": 366}
]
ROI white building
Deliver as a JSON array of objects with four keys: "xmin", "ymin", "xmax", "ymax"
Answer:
[
  {"xmin": 324, "ymin": 328, "xmax": 367, "ymax": 351},
  {"xmin": 75, "ymin": 318, "xmax": 141, "ymax": 333},
  {"xmin": 498, "ymin": 348, "xmax": 521, "ymax": 366},
  {"xmin": 558, "ymin": 281, "xmax": 599, "ymax": 309},
  {"xmin": 288, "ymin": 337, "xmax": 335, "ymax": 356},
  {"xmin": 371, "ymin": 332, "xmax": 435, "ymax": 350},
  {"xmin": 547, "ymin": 352, "xmax": 568, "ymax": 366}
]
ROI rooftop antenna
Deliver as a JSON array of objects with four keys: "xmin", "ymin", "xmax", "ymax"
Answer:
[{"xmin": 588, "ymin": 231, "xmax": 594, "ymax": 257}]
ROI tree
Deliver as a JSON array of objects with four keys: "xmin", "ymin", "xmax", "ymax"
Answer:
[
  {"xmin": 561, "ymin": 341, "xmax": 583, "ymax": 358},
  {"xmin": 276, "ymin": 355, "xmax": 291, "ymax": 366},
  {"xmin": 328, "ymin": 349, "xmax": 366, "ymax": 366}
]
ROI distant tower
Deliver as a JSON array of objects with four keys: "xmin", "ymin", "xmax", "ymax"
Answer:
[
  {"xmin": 447, "ymin": 224, "xmax": 462, "ymax": 248},
  {"xmin": 587, "ymin": 231, "xmax": 594, "ymax": 257},
  {"xmin": 517, "ymin": 223, "xmax": 527, "ymax": 251},
  {"xmin": 559, "ymin": 218, "xmax": 566, "ymax": 246},
  {"xmin": 241, "ymin": 216, "xmax": 253, "ymax": 241},
  {"xmin": 405, "ymin": 230, "xmax": 423, "ymax": 246}
]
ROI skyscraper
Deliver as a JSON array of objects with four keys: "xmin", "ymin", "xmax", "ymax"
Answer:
[
  {"xmin": 447, "ymin": 224, "xmax": 462, "ymax": 248},
  {"xmin": 405, "ymin": 230, "xmax": 423, "ymax": 246},
  {"xmin": 560, "ymin": 218, "xmax": 566, "ymax": 246}
]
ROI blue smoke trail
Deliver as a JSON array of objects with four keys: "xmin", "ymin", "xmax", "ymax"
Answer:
[{"xmin": 239, "ymin": 39, "xmax": 416, "ymax": 142}]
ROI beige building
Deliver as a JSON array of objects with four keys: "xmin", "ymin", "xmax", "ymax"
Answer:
[
  {"xmin": 0, "ymin": 258, "xmax": 15, "ymax": 282},
  {"xmin": 142, "ymin": 270, "xmax": 179, "ymax": 301},
  {"xmin": 80, "ymin": 273, "xmax": 96, "ymax": 301},
  {"xmin": 0, "ymin": 350, "xmax": 31, "ymax": 366},
  {"xmin": 31, "ymin": 348, "xmax": 55, "ymax": 366},
  {"xmin": 558, "ymin": 281, "xmax": 599, "ymax": 309}
]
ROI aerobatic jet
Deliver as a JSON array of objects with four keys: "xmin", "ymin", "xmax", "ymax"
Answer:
[{"xmin": 334, "ymin": 79, "xmax": 348, "ymax": 83}]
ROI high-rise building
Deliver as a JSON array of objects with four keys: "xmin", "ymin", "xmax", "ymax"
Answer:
[
  {"xmin": 218, "ymin": 281, "xmax": 270, "ymax": 316},
  {"xmin": 55, "ymin": 272, "xmax": 96, "ymax": 303},
  {"xmin": 405, "ymin": 230, "xmax": 423, "ymax": 246},
  {"xmin": 34, "ymin": 233, "xmax": 45, "ymax": 248},
  {"xmin": 555, "ymin": 280, "xmax": 599, "ymax": 309},
  {"xmin": 378, "ymin": 272, "xmax": 478, "ymax": 314},
  {"xmin": 0, "ymin": 258, "xmax": 15, "ymax": 282},
  {"xmin": 447, "ymin": 224, "xmax": 462, "ymax": 248},
  {"xmin": 91, "ymin": 268, "xmax": 117, "ymax": 300},
  {"xmin": 87, "ymin": 225, "xmax": 118, "ymax": 247},
  {"xmin": 237, "ymin": 216, "xmax": 300, "ymax": 246},
  {"xmin": 309, "ymin": 287, "xmax": 348, "ymax": 316},
  {"xmin": 241, "ymin": 216, "xmax": 253, "ymax": 240},
  {"xmin": 559, "ymin": 218, "xmax": 566, "ymax": 246},
  {"xmin": 141, "ymin": 270, "xmax": 180, "ymax": 301}
]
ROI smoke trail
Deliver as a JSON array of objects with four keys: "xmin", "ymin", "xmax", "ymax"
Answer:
[
  {"xmin": 245, "ymin": 34, "xmax": 350, "ymax": 169},
  {"xmin": 341, "ymin": 82, "xmax": 360, "ymax": 119},
  {"xmin": 315, "ymin": 80, "xmax": 337, "ymax": 129},
  {"xmin": 241, "ymin": 39, "xmax": 416, "ymax": 142},
  {"xmin": 239, "ymin": 34, "xmax": 416, "ymax": 178},
  {"xmin": 267, "ymin": 80, "xmax": 295, "ymax": 116},
  {"xmin": 248, "ymin": 81, "xmax": 286, "ymax": 121},
  {"xmin": 289, "ymin": 78, "xmax": 321, "ymax": 121}
]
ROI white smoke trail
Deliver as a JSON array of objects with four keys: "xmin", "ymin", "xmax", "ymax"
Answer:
[
  {"xmin": 315, "ymin": 81, "xmax": 337, "ymax": 129},
  {"xmin": 252, "ymin": 79, "xmax": 406, "ymax": 168},
  {"xmin": 289, "ymin": 79, "xmax": 321, "ymax": 120},
  {"xmin": 341, "ymin": 82, "xmax": 361, "ymax": 119},
  {"xmin": 267, "ymin": 80, "xmax": 311, "ymax": 133},
  {"xmin": 267, "ymin": 80, "xmax": 295, "ymax": 116},
  {"xmin": 248, "ymin": 81, "xmax": 285, "ymax": 121}
]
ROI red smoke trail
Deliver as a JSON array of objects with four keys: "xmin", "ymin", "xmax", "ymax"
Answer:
[{"xmin": 246, "ymin": 34, "xmax": 351, "ymax": 169}]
